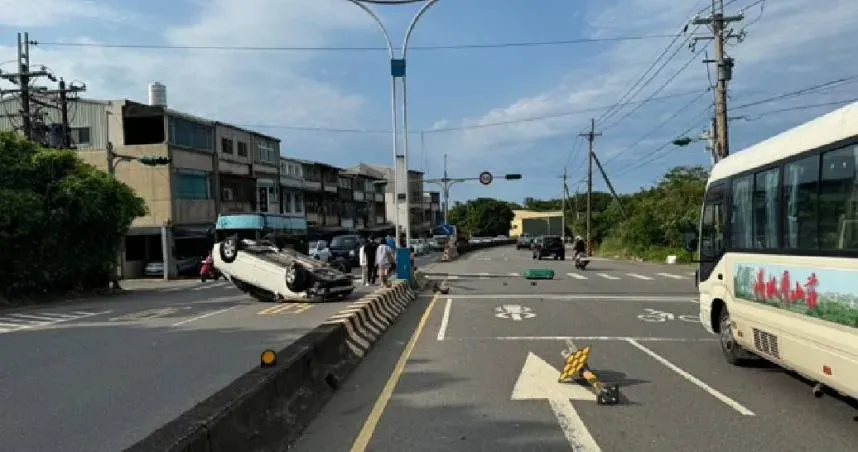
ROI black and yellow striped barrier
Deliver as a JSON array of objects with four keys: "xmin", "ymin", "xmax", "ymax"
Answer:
[{"xmin": 558, "ymin": 345, "xmax": 621, "ymax": 405}]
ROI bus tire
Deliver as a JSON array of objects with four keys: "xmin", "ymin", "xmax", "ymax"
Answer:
[
  {"xmin": 220, "ymin": 235, "xmax": 240, "ymax": 263},
  {"xmin": 719, "ymin": 307, "xmax": 746, "ymax": 366},
  {"xmin": 285, "ymin": 262, "xmax": 310, "ymax": 292}
]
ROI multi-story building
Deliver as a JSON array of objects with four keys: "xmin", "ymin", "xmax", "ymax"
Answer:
[
  {"xmin": 353, "ymin": 164, "xmax": 426, "ymax": 237},
  {"xmin": 252, "ymin": 133, "xmax": 281, "ymax": 213},
  {"xmin": 216, "ymin": 122, "xmax": 258, "ymax": 214},
  {"xmin": 0, "ymin": 85, "xmax": 286, "ymax": 278},
  {"xmin": 299, "ymin": 160, "xmax": 341, "ymax": 230},
  {"xmin": 423, "ymin": 191, "xmax": 442, "ymax": 228},
  {"xmin": 337, "ymin": 173, "xmax": 356, "ymax": 229},
  {"xmin": 279, "ymin": 157, "xmax": 305, "ymax": 219},
  {"xmin": 344, "ymin": 164, "xmax": 399, "ymax": 235}
]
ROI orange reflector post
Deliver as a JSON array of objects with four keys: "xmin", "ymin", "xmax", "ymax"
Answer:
[{"xmin": 261, "ymin": 349, "xmax": 277, "ymax": 368}]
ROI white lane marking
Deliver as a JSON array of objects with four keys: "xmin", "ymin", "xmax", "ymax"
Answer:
[
  {"xmin": 657, "ymin": 272, "xmax": 685, "ymax": 280},
  {"xmin": 596, "ymin": 273, "xmax": 619, "ymax": 280},
  {"xmin": 445, "ymin": 294, "xmax": 697, "ymax": 302},
  {"xmin": 626, "ymin": 273, "xmax": 653, "ymax": 280},
  {"xmin": 171, "ymin": 305, "xmax": 240, "ymax": 326},
  {"xmin": 626, "ymin": 339, "xmax": 755, "ymax": 415},
  {"xmin": 489, "ymin": 336, "xmax": 717, "ymax": 342},
  {"xmin": 437, "ymin": 298, "xmax": 453, "ymax": 341},
  {"xmin": 447, "ymin": 275, "xmax": 460, "ymax": 280},
  {"xmin": 566, "ymin": 273, "xmax": 588, "ymax": 280}
]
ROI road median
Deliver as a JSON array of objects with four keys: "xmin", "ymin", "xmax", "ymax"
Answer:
[{"xmin": 126, "ymin": 281, "xmax": 416, "ymax": 452}]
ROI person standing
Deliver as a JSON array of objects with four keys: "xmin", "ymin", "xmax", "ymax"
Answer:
[
  {"xmin": 363, "ymin": 236, "xmax": 379, "ymax": 286},
  {"xmin": 376, "ymin": 238, "xmax": 395, "ymax": 288},
  {"xmin": 358, "ymin": 241, "xmax": 368, "ymax": 286}
]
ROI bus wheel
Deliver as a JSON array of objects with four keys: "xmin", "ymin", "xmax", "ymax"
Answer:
[{"xmin": 719, "ymin": 307, "xmax": 745, "ymax": 365}]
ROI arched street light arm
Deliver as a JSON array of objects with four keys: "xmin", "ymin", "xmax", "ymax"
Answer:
[
  {"xmin": 402, "ymin": 0, "xmax": 442, "ymax": 59},
  {"xmin": 344, "ymin": 0, "xmax": 396, "ymax": 58}
]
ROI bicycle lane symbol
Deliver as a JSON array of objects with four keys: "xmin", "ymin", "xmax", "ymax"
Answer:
[{"xmin": 637, "ymin": 308, "xmax": 698, "ymax": 323}]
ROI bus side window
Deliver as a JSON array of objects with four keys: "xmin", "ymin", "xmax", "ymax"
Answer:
[{"xmin": 701, "ymin": 184, "xmax": 726, "ymax": 260}]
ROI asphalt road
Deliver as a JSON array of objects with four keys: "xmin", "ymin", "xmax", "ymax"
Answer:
[
  {"xmin": 293, "ymin": 246, "xmax": 858, "ymax": 452},
  {"xmin": 0, "ymin": 252, "xmax": 436, "ymax": 452}
]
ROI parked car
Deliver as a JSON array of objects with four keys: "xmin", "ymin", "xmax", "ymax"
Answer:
[
  {"xmin": 409, "ymin": 238, "xmax": 428, "ymax": 255},
  {"xmin": 308, "ymin": 240, "xmax": 331, "ymax": 261},
  {"xmin": 213, "ymin": 236, "xmax": 354, "ymax": 302},
  {"xmin": 328, "ymin": 234, "xmax": 364, "ymax": 267},
  {"xmin": 144, "ymin": 256, "xmax": 200, "ymax": 277},
  {"xmin": 516, "ymin": 234, "xmax": 534, "ymax": 250},
  {"xmin": 532, "ymin": 235, "xmax": 565, "ymax": 260}
]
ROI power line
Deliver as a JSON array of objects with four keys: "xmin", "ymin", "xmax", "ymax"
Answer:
[
  {"xmin": 600, "ymin": 41, "xmax": 711, "ymax": 134},
  {"xmin": 240, "ymin": 89, "xmax": 705, "ymax": 135},
  {"xmin": 602, "ymin": 90, "xmax": 710, "ymax": 166},
  {"xmin": 595, "ymin": 0, "xmax": 709, "ymax": 127},
  {"xmin": 31, "ymin": 34, "xmax": 677, "ymax": 53},
  {"xmin": 730, "ymin": 74, "xmax": 858, "ymax": 110}
]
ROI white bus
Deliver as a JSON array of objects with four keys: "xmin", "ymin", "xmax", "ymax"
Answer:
[{"xmin": 687, "ymin": 101, "xmax": 858, "ymax": 401}]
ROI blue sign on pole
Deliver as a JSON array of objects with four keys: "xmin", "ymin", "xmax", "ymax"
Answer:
[
  {"xmin": 437, "ymin": 224, "xmax": 455, "ymax": 236},
  {"xmin": 395, "ymin": 247, "xmax": 412, "ymax": 280}
]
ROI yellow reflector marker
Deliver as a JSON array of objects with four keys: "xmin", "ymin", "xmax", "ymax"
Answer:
[{"xmin": 260, "ymin": 349, "xmax": 277, "ymax": 368}]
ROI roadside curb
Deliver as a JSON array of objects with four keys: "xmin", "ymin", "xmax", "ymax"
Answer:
[{"xmin": 125, "ymin": 280, "xmax": 417, "ymax": 452}]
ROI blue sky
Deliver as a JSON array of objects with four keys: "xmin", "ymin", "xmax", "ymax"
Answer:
[{"xmin": 1, "ymin": 0, "xmax": 856, "ymax": 204}]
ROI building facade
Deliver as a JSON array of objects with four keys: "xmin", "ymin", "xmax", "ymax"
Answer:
[{"xmin": 279, "ymin": 157, "xmax": 305, "ymax": 219}]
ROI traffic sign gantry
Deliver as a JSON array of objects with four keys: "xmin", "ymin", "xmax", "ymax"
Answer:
[{"xmin": 479, "ymin": 171, "xmax": 493, "ymax": 185}]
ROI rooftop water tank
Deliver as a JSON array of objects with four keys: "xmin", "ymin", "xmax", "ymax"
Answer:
[{"xmin": 148, "ymin": 82, "xmax": 167, "ymax": 107}]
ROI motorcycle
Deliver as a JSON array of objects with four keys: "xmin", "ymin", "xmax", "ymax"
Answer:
[
  {"xmin": 573, "ymin": 251, "xmax": 590, "ymax": 270},
  {"xmin": 200, "ymin": 255, "xmax": 221, "ymax": 282}
]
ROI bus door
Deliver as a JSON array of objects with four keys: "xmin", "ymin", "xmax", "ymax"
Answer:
[{"xmin": 699, "ymin": 181, "xmax": 727, "ymax": 282}]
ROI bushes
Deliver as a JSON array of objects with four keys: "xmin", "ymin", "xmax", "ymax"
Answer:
[
  {"xmin": 583, "ymin": 165, "xmax": 707, "ymax": 262},
  {"xmin": 0, "ymin": 132, "xmax": 146, "ymax": 300}
]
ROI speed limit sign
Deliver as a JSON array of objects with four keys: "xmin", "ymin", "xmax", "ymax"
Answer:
[{"xmin": 479, "ymin": 171, "xmax": 493, "ymax": 185}]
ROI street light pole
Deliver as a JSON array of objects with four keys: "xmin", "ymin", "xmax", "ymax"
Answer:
[{"xmin": 346, "ymin": 0, "xmax": 442, "ymax": 247}]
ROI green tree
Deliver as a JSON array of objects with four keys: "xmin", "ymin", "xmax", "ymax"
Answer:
[
  {"xmin": 0, "ymin": 132, "xmax": 146, "ymax": 300},
  {"xmin": 446, "ymin": 197, "xmax": 515, "ymax": 236},
  {"xmin": 524, "ymin": 165, "xmax": 708, "ymax": 262}
]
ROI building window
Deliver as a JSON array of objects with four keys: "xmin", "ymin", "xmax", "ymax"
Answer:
[
  {"xmin": 284, "ymin": 192, "xmax": 292, "ymax": 212},
  {"xmin": 221, "ymin": 137, "xmax": 233, "ymax": 154},
  {"xmin": 237, "ymin": 141, "xmax": 248, "ymax": 157},
  {"xmin": 175, "ymin": 169, "xmax": 212, "ymax": 200},
  {"xmin": 783, "ymin": 155, "xmax": 819, "ymax": 250},
  {"xmin": 70, "ymin": 127, "xmax": 91, "ymax": 145},
  {"xmin": 819, "ymin": 145, "xmax": 858, "ymax": 250},
  {"xmin": 257, "ymin": 144, "xmax": 275, "ymax": 164},
  {"xmin": 752, "ymin": 168, "xmax": 780, "ymax": 249},
  {"xmin": 168, "ymin": 117, "xmax": 213, "ymax": 151},
  {"xmin": 295, "ymin": 193, "xmax": 303, "ymax": 212},
  {"xmin": 730, "ymin": 174, "xmax": 753, "ymax": 249}
]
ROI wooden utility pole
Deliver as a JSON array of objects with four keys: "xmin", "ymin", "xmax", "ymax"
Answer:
[
  {"xmin": 692, "ymin": 0, "xmax": 743, "ymax": 160},
  {"xmin": 580, "ymin": 119, "xmax": 601, "ymax": 255}
]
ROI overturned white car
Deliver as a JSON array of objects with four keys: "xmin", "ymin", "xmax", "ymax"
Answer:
[{"xmin": 213, "ymin": 235, "xmax": 355, "ymax": 302}]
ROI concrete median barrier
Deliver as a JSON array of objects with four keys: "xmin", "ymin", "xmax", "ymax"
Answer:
[
  {"xmin": 126, "ymin": 281, "xmax": 416, "ymax": 452},
  {"xmin": 451, "ymin": 239, "xmax": 515, "ymax": 261}
]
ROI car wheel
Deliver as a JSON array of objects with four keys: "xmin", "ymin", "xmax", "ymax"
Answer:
[
  {"xmin": 219, "ymin": 235, "xmax": 240, "ymax": 263},
  {"xmin": 285, "ymin": 262, "xmax": 310, "ymax": 292}
]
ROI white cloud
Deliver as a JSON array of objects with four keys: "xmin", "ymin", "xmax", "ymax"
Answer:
[
  {"xmin": 0, "ymin": 0, "xmax": 373, "ymax": 149},
  {"xmin": 428, "ymin": 0, "xmax": 858, "ymax": 177},
  {"xmin": 0, "ymin": 0, "xmax": 129, "ymax": 27}
]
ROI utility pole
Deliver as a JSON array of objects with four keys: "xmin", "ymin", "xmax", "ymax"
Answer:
[
  {"xmin": 561, "ymin": 166, "xmax": 567, "ymax": 243},
  {"xmin": 0, "ymin": 33, "xmax": 51, "ymax": 141},
  {"xmin": 579, "ymin": 119, "xmax": 601, "ymax": 255},
  {"xmin": 692, "ymin": 0, "xmax": 743, "ymax": 161},
  {"xmin": 40, "ymin": 78, "xmax": 86, "ymax": 148}
]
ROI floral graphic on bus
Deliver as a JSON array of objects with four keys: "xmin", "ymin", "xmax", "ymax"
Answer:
[{"xmin": 733, "ymin": 263, "xmax": 858, "ymax": 328}]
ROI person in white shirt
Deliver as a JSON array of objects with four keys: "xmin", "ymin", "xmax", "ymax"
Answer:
[
  {"xmin": 358, "ymin": 242, "xmax": 368, "ymax": 286},
  {"xmin": 375, "ymin": 238, "xmax": 395, "ymax": 288}
]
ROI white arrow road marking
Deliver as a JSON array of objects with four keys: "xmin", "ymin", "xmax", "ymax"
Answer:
[{"xmin": 511, "ymin": 352, "xmax": 601, "ymax": 451}]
